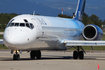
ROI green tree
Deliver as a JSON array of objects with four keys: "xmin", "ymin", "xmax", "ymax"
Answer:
[
  {"xmin": 103, "ymin": 20, "xmax": 105, "ymax": 25},
  {"xmin": 0, "ymin": 13, "xmax": 17, "ymax": 29},
  {"xmin": 58, "ymin": 14, "xmax": 72, "ymax": 18},
  {"xmin": 58, "ymin": 13, "xmax": 103, "ymax": 28},
  {"xmin": 82, "ymin": 13, "xmax": 89, "ymax": 25},
  {"xmin": 88, "ymin": 14, "xmax": 103, "ymax": 27}
]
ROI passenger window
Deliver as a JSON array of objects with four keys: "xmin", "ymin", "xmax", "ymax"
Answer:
[
  {"xmin": 15, "ymin": 23, "xmax": 19, "ymax": 26},
  {"xmin": 20, "ymin": 23, "xmax": 25, "ymax": 27},
  {"xmin": 26, "ymin": 23, "xmax": 30, "ymax": 28},
  {"xmin": 10, "ymin": 23, "xmax": 14, "ymax": 26},
  {"xmin": 30, "ymin": 23, "xmax": 34, "ymax": 29}
]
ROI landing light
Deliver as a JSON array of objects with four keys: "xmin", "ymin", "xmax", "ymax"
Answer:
[{"xmin": 14, "ymin": 50, "xmax": 19, "ymax": 53}]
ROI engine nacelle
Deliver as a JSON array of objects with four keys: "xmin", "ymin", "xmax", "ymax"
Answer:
[{"xmin": 82, "ymin": 24, "xmax": 103, "ymax": 40}]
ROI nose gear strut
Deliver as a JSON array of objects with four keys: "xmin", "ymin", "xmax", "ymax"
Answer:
[{"xmin": 12, "ymin": 50, "xmax": 20, "ymax": 60}]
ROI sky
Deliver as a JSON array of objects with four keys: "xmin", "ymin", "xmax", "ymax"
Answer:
[
  {"xmin": 28, "ymin": 0, "xmax": 105, "ymax": 20},
  {"xmin": 0, "ymin": 0, "xmax": 105, "ymax": 20}
]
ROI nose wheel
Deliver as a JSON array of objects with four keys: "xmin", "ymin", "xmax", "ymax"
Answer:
[
  {"xmin": 13, "ymin": 50, "xmax": 20, "ymax": 60},
  {"xmin": 13, "ymin": 54, "xmax": 20, "ymax": 60}
]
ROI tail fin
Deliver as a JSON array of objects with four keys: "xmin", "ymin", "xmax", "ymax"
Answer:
[{"xmin": 73, "ymin": 0, "xmax": 86, "ymax": 21}]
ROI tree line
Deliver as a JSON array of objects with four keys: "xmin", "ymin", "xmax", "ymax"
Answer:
[
  {"xmin": 0, "ymin": 13, "xmax": 104, "ymax": 30},
  {"xmin": 0, "ymin": 13, "xmax": 17, "ymax": 29},
  {"xmin": 58, "ymin": 13, "xmax": 104, "ymax": 28}
]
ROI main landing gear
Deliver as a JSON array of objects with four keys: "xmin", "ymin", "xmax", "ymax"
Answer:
[
  {"xmin": 30, "ymin": 50, "xmax": 41, "ymax": 59},
  {"xmin": 73, "ymin": 46, "xmax": 85, "ymax": 59}
]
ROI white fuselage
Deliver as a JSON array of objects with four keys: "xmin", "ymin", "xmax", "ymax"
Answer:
[{"xmin": 3, "ymin": 15, "xmax": 85, "ymax": 51}]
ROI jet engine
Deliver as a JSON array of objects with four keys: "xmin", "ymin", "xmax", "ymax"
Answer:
[{"xmin": 82, "ymin": 24, "xmax": 103, "ymax": 40}]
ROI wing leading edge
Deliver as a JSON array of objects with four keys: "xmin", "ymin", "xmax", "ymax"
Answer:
[{"xmin": 63, "ymin": 40, "xmax": 105, "ymax": 46}]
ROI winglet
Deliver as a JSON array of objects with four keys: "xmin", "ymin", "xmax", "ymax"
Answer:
[{"xmin": 73, "ymin": 0, "xmax": 86, "ymax": 21}]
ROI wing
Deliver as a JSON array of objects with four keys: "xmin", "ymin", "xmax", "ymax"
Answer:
[
  {"xmin": 0, "ymin": 39, "xmax": 3, "ymax": 44},
  {"xmin": 63, "ymin": 40, "xmax": 105, "ymax": 46}
]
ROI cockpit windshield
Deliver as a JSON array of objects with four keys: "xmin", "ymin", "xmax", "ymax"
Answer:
[
  {"xmin": 7, "ymin": 23, "xmax": 34, "ymax": 29},
  {"xmin": 20, "ymin": 23, "xmax": 25, "ymax": 27},
  {"xmin": 15, "ymin": 23, "xmax": 19, "ymax": 26}
]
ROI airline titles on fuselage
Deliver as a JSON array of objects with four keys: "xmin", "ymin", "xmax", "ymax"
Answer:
[{"xmin": 37, "ymin": 18, "xmax": 47, "ymax": 25}]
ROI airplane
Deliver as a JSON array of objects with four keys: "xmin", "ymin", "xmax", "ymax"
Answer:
[{"xmin": 1, "ymin": 0, "xmax": 105, "ymax": 60}]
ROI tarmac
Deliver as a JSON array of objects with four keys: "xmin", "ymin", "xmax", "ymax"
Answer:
[{"xmin": 0, "ymin": 50, "xmax": 105, "ymax": 70}]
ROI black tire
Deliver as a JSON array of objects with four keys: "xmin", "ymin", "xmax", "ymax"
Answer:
[
  {"xmin": 13, "ymin": 54, "xmax": 20, "ymax": 60},
  {"xmin": 73, "ymin": 51, "xmax": 78, "ymax": 59},
  {"xmin": 13, "ymin": 54, "xmax": 16, "ymax": 60},
  {"xmin": 30, "ymin": 51, "xmax": 36, "ymax": 59},
  {"xmin": 16, "ymin": 54, "xmax": 20, "ymax": 60},
  {"xmin": 79, "ymin": 51, "xmax": 84, "ymax": 59},
  {"xmin": 36, "ymin": 50, "xmax": 41, "ymax": 59}
]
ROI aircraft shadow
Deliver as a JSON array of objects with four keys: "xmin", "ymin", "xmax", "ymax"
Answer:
[
  {"xmin": 0, "ymin": 55, "xmax": 72, "ymax": 61},
  {"xmin": 0, "ymin": 55, "xmax": 104, "ymax": 61}
]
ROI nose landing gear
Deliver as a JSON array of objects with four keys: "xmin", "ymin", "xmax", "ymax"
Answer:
[
  {"xmin": 13, "ymin": 54, "xmax": 20, "ymax": 60},
  {"xmin": 11, "ymin": 50, "xmax": 20, "ymax": 60},
  {"xmin": 11, "ymin": 50, "xmax": 41, "ymax": 60}
]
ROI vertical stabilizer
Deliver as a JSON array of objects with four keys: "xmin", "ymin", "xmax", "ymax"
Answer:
[{"xmin": 73, "ymin": 0, "xmax": 86, "ymax": 21}]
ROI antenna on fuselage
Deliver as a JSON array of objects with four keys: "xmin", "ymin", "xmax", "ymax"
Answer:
[{"xmin": 33, "ymin": 11, "xmax": 35, "ymax": 15}]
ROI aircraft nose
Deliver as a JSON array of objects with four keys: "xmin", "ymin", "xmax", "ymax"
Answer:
[
  {"xmin": 3, "ymin": 27, "xmax": 36, "ymax": 49},
  {"xmin": 3, "ymin": 28, "xmax": 28, "ymax": 47},
  {"xmin": 3, "ymin": 31, "xmax": 20, "ymax": 45}
]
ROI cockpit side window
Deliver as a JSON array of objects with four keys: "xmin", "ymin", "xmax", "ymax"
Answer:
[
  {"xmin": 30, "ymin": 23, "xmax": 34, "ymax": 29},
  {"xmin": 10, "ymin": 23, "xmax": 14, "ymax": 26},
  {"xmin": 20, "ymin": 23, "xmax": 25, "ymax": 27},
  {"xmin": 26, "ymin": 23, "xmax": 30, "ymax": 28},
  {"xmin": 7, "ymin": 19, "xmax": 14, "ymax": 27}
]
